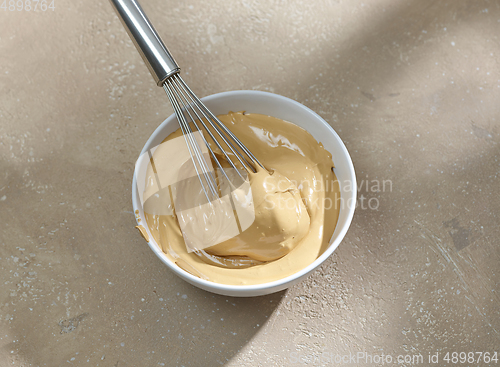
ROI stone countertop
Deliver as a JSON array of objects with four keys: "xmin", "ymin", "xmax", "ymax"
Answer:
[{"xmin": 0, "ymin": 0, "xmax": 499, "ymax": 366}]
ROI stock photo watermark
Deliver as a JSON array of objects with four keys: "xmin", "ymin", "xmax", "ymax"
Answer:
[
  {"xmin": 135, "ymin": 131, "xmax": 394, "ymax": 251},
  {"xmin": 289, "ymin": 350, "xmax": 498, "ymax": 365},
  {"xmin": 1, "ymin": 0, "xmax": 55, "ymax": 11},
  {"xmin": 263, "ymin": 176, "xmax": 393, "ymax": 212}
]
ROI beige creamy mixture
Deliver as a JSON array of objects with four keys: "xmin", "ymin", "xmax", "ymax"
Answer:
[{"xmin": 138, "ymin": 112, "xmax": 340, "ymax": 285}]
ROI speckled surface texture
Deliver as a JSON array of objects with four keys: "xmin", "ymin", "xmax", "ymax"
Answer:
[{"xmin": 1, "ymin": 0, "xmax": 499, "ymax": 366}]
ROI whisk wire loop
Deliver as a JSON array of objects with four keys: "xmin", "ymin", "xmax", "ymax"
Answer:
[
  {"xmin": 174, "ymin": 77, "xmax": 255, "ymax": 174},
  {"xmin": 163, "ymin": 81, "xmax": 218, "ymax": 201},
  {"xmin": 162, "ymin": 74, "xmax": 266, "ymax": 203}
]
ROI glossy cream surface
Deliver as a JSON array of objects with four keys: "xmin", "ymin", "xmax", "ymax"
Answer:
[{"xmin": 142, "ymin": 112, "xmax": 340, "ymax": 285}]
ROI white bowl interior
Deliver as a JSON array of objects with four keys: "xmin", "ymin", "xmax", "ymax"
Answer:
[{"xmin": 132, "ymin": 90, "xmax": 356, "ymax": 297}]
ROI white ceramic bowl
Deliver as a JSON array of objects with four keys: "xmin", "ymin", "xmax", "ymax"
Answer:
[{"xmin": 132, "ymin": 90, "xmax": 356, "ymax": 297}]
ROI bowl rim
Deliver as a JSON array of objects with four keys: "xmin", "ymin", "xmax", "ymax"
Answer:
[{"xmin": 132, "ymin": 90, "xmax": 356, "ymax": 292}]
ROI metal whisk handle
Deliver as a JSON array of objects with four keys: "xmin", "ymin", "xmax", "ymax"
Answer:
[{"xmin": 109, "ymin": 0, "xmax": 179, "ymax": 86}]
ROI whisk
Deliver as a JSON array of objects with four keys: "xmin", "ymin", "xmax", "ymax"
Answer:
[{"xmin": 110, "ymin": 0, "xmax": 264, "ymax": 201}]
